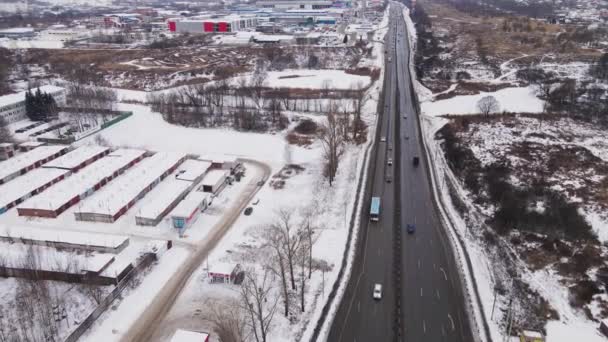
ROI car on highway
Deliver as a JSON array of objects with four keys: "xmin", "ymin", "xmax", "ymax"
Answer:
[
  {"xmin": 413, "ymin": 156, "xmax": 420, "ymax": 166},
  {"xmin": 386, "ymin": 174, "xmax": 392, "ymax": 183},
  {"xmin": 381, "ymin": 136, "xmax": 386, "ymax": 142},
  {"xmin": 372, "ymin": 284, "xmax": 383, "ymax": 300},
  {"xmin": 403, "ymin": 113, "xmax": 407, "ymax": 119},
  {"xmin": 244, "ymin": 207, "xmax": 253, "ymax": 216},
  {"xmin": 387, "ymin": 158, "xmax": 393, "ymax": 166},
  {"xmin": 407, "ymin": 223, "xmax": 416, "ymax": 234}
]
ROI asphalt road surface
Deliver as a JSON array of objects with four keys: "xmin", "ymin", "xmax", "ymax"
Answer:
[{"xmin": 328, "ymin": 3, "xmax": 475, "ymax": 342}]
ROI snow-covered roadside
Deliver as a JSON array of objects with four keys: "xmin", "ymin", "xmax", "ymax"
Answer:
[
  {"xmin": 401, "ymin": 3, "xmax": 490, "ymax": 342},
  {"xmin": 308, "ymin": 6, "xmax": 390, "ymax": 342}
]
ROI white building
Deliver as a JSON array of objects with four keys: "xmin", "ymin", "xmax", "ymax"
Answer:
[
  {"xmin": 0, "ymin": 86, "xmax": 66, "ymax": 124},
  {"xmin": 39, "ymin": 25, "xmax": 89, "ymax": 42},
  {"xmin": 255, "ymin": 0, "xmax": 333, "ymax": 10}
]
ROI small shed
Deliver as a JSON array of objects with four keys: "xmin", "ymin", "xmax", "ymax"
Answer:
[
  {"xmin": 170, "ymin": 329, "xmax": 210, "ymax": 342},
  {"xmin": 200, "ymin": 169, "xmax": 229, "ymax": 194},
  {"xmin": 208, "ymin": 262, "xmax": 242, "ymax": 284}
]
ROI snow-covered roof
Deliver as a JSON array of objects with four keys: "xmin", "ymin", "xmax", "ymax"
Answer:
[
  {"xmin": 175, "ymin": 159, "xmax": 211, "ymax": 182},
  {"xmin": 208, "ymin": 261, "xmax": 237, "ymax": 275},
  {"xmin": 76, "ymin": 152, "xmax": 185, "ymax": 216},
  {"xmin": 170, "ymin": 329, "xmax": 209, "ymax": 342},
  {"xmin": 0, "ymin": 27, "xmax": 34, "ymax": 34},
  {"xmin": 0, "ymin": 145, "xmax": 68, "ymax": 181},
  {"xmin": 43, "ymin": 145, "xmax": 109, "ymax": 170},
  {"xmin": 522, "ymin": 330, "xmax": 543, "ymax": 338},
  {"xmin": 0, "ymin": 241, "xmax": 114, "ymax": 274},
  {"xmin": 18, "ymin": 149, "xmax": 146, "ymax": 212},
  {"xmin": 135, "ymin": 177, "xmax": 192, "ymax": 220},
  {"xmin": 169, "ymin": 191, "xmax": 208, "ymax": 219},
  {"xmin": 0, "ymin": 85, "xmax": 64, "ymax": 108},
  {"xmin": 201, "ymin": 169, "xmax": 228, "ymax": 187},
  {"xmin": 0, "ymin": 168, "xmax": 70, "ymax": 209},
  {"xmin": 0, "ymin": 224, "xmax": 128, "ymax": 249},
  {"xmin": 18, "ymin": 141, "xmax": 45, "ymax": 147}
]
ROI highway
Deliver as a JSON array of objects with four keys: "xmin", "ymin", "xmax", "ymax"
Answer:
[{"xmin": 327, "ymin": 2, "xmax": 475, "ymax": 342}]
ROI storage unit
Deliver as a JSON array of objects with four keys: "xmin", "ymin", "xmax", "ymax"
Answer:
[
  {"xmin": 135, "ymin": 159, "xmax": 211, "ymax": 226},
  {"xmin": 0, "ymin": 143, "xmax": 15, "ymax": 161},
  {"xmin": 18, "ymin": 141, "xmax": 45, "ymax": 151},
  {"xmin": 200, "ymin": 169, "xmax": 229, "ymax": 194},
  {"xmin": 75, "ymin": 152, "xmax": 186, "ymax": 223},
  {"xmin": 168, "ymin": 192, "xmax": 209, "ymax": 231},
  {"xmin": 0, "ymin": 168, "xmax": 70, "ymax": 215},
  {"xmin": 208, "ymin": 262, "xmax": 242, "ymax": 284},
  {"xmin": 42, "ymin": 145, "xmax": 110, "ymax": 172},
  {"xmin": 0, "ymin": 145, "xmax": 69, "ymax": 185},
  {"xmin": 17, "ymin": 149, "xmax": 146, "ymax": 218}
]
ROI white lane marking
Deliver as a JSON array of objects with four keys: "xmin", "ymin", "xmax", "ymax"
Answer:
[
  {"xmin": 357, "ymin": 301, "xmax": 360, "ymax": 313},
  {"xmin": 423, "ymin": 320, "xmax": 426, "ymax": 334},
  {"xmin": 418, "ymin": 259, "xmax": 421, "ymax": 269},
  {"xmin": 442, "ymin": 325, "xmax": 446, "ymax": 336},
  {"xmin": 436, "ymin": 289, "xmax": 440, "ymax": 300},
  {"xmin": 378, "ymin": 248, "xmax": 381, "ymax": 256},
  {"xmin": 420, "ymin": 287, "xmax": 423, "ymax": 297},
  {"xmin": 433, "ymin": 263, "xmax": 436, "ymax": 270},
  {"xmin": 448, "ymin": 313, "xmax": 455, "ymax": 331},
  {"xmin": 430, "ymin": 238, "xmax": 433, "ymax": 246},
  {"xmin": 440, "ymin": 267, "xmax": 448, "ymax": 281}
]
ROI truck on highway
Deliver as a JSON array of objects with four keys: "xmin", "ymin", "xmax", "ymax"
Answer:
[{"xmin": 370, "ymin": 197, "xmax": 381, "ymax": 221}]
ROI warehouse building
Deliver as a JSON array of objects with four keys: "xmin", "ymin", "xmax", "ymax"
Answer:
[
  {"xmin": 17, "ymin": 149, "xmax": 146, "ymax": 218},
  {"xmin": 18, "ymin": 141, "xmax": 45, "ymax": 152},
  {"xmin": 255, "ymin": 0, "xmax": 333, "ymax": 10},
  {"xmin": 0, "ymin": 85, "xmax": 66, "ymax": 124},
  {"xmin": 135, "ymin": 159, "xmax": 211, "ymax": 226},
  {"xmin": 168, "ymin": 191, "xmax": 209, "ymax": 232},
  {"xmin": 75, "ymin": 152, "xmax": 186, "ymax": 223},
  {"xmin": 0, "ymin": 27, "xmax": 35, "ymax": 38},
  {"xmin": 42, "ymin": 145, "xmax": 110, "ymax": 172},
  {"xmin": 0, "ymin": 168, "xmax": 70, "ymax": 215},
  {"xmin": 168, "ymin": 15, "xmax": 257, "ymax": 33},
  {"xmin": 0, "ymin": 145, "xmax": 69, "ymax": 185}
]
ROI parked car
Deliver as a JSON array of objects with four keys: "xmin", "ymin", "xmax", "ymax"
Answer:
[
  {"xmin": 373, "ymin": 283, "xmax": 383, "ymax": 300},
  {"xmin": 407, "ymin": 223, "xmax": 416, "ymax": 234},
  {"xmin": 381, "ymin": 136, "xmax": 387, "ymax": 142},
  {"xmin": 244, "ymin": 207, "xmax": 253, "ymax": 216},
  {"xmin": 413, "ymin": 156, "xmax": 420, "ymax": 166}
]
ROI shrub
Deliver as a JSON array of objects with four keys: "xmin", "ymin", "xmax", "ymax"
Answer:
[{"xmin": 294, "ymin": 119, "xmax": 318, "ymax": 135}]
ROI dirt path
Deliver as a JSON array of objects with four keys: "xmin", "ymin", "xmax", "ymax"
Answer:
[{"xmin": 120, "ymin": 160, "xmax": 271, "ymax": 342}]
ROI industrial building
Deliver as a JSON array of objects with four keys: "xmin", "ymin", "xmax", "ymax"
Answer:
[
  {"xmin": 17, "ymin": 149, "xmax": 146, "ymax": 218},
  {"xmin": 42, "ymin": 145, "xmax": 110, "ymax": 172},
  {"xmin": 0, "ymin": 145, "xmax": 69, "ymax": 185},
  {"xmin": 200, "ymin": 169, "xmax": 229, "ymax": 194},
  {"xmin": 0, "ymin": 168, "xmax": 71, "ymax": 215},
  {"xmin": 255, "ymin": 0, "xmax": 333, "ymax": 10},
  {"xmin": 74, "ymin": 152, "xmax": 186, "ymax": 223},
  {"xmin": 134, "ymin": 159, "xmax": 211, "ymax": 226},
  {"xmin": 0, "ymin": 27, "xmax": 35, "ymax": 39},
  {"xmin": 168, "ymin": 15, "xmax": 257, "ymax": 33},
  {"xmin": 168, "ymin": 191, "xmax": 209, "ymax": 231},
  {"xmin": 0, "ymin": 85, "xmax": 66, "ymax": 124}
]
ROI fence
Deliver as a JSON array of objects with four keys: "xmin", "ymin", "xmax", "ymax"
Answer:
[
  {"xmin": 36, "ymin": 109, "xmax": 133, "ymax": 144},
  {"xmin": 64, "ymin": 252, "xmax": 158, "ymax": 342}
]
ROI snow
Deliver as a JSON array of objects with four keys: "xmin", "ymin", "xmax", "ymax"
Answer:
[
  {"xmin": 0, "ymin": 168, "xmax": 70, "ymax": 210},
  {"xmin": 17, "ymin": 148, "xmax": 146, "ymax": 212},
  {"xmin": 546, "ymin": 321, "xmax": 605, "ymax": 342},
  {"xmin": 200, "ymin": 169, "xmax": 228, "ymax": 188},
  {"xmin": 76, "ymin": 152, "xmax": 185, "ymax": 217},
  {"xmin": 422, "ymin": 86, "xmax": 545, "ymax": 116},
  {"xmin": 134, "ymin": 175, "xmax": 194, "ymax": 221},
  {"xmin": 0, "ymin": 224, "xmax": 129, "ymax": 250},
  {"xmin": 0, "ymin": 39, "xmax": 65, "ymax": 49},
  {"xmin": 174, "ymin": 159, "xmax": 211, "ymax": 182},
  {"xmin": 0, "ymin": 241, "xmax": 115, "ymax": 273},
  {"xmin": 167, "ymin": 191, "xmax": 208, "ymax": 219},
  {"xmin": 42, "ymin": 145, "xmax": 109, "ymax": 171},
  {"xmin": 261, "ymin": 69, "xmax": 371, "ymax": 90},
  {"xmin": 81, "ymin": 246, "xmax": 191, "ymax": 342},
  {"xmin": 0, "ymin": 144, "xmax": 68, "ymax": 181},
  {"xmin": 170, "ymin": 329, "xmax": 210, "ymax": 342}
]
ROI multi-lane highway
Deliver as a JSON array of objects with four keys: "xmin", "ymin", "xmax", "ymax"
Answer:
[{"xmin": 327, "ymin": 2, "xmax": 475, "ymax": 341}]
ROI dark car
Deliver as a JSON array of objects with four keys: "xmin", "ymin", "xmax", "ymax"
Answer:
[
  {"xmin": 244, "ymin": 207, "xmax": 253, "ymax": 216},
  {"xmin": 413, "ymin": 156, "xmax": 420, "ymax": 166},
  {"xmin": 407, "ymin": 224, "xmax": 416, "ymax": 234}
]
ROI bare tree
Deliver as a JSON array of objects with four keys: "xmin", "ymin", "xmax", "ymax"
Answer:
[
  {"xmin": 201, "ymin": 298, "xmax": 248, "ymax": 342},
  {"xmin": 318, "ymin": 111, "xmax": 345, "ymax": 186},
  {"xmin": 477, "ymin": 96, "xmax": 500, "ymax": 117},
  {"xmin": 351, "ymin": 81, "xmax": 370, "ymax": 142},
  {"xmin": 239, "ymin": 268, "xmax": 279, "ymax": 342}
]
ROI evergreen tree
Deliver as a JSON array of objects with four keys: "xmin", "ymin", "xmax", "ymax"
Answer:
[{"xmin": 343, "ymin": 35, "xmax": 348, "ymax": 44}]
